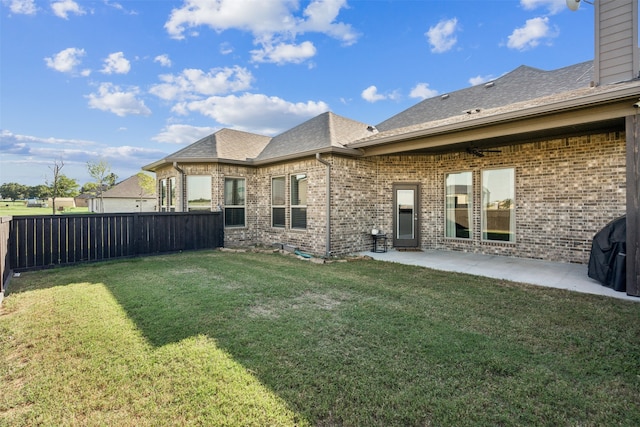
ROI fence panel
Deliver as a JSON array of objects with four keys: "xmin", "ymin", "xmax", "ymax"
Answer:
[{"xmin": 8, "ymin": 212, "xmax": 223, "ymax": 272}]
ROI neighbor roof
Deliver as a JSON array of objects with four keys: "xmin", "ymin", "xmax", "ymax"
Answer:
[
  {"xmin": 375, "ymin": 61, "xmax": 594, "ymax": 132},
  {"xmin": 101, "ymin": 174, "xmax": 155, "ymax": 199}
]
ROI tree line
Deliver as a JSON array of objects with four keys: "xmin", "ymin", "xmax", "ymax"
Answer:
[{"xmin": 1, "ymin": 159, "xmax": 118, "ymax": 214}]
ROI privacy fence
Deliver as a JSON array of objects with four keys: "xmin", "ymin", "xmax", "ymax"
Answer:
[{"xmin": 0, "ymin": 212, "xmax": 224, "ymax": 293}]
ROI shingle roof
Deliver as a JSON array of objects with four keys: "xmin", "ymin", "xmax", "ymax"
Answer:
[
  {"xmin": 166, "ymin": 128, "xmax": 271, "ymax": 162},
  {"xmin": 101, "ymin": 174, "xmax": 156, "ymax": 199},
  {"xmin": 375, "ymin": 61, "xmax": 594, "ymax": 132},
  {"xmin": 254, "ymin": 111, "xmax": 373, "ymax": 161}
]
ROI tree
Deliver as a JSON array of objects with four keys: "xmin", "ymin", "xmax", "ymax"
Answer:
[
  {"xmin": 0, "ymin": 182, "xmax": 29, "ymax": 201},
  {"xmin": 136, "ymin": 172, "xmax": 156, "ymax": 212},
  {"xmin": 28, "ymin": 185, "xmax": 50, "ymax": 199},
  {"xmin": 87, "ymin": 159, "xmax": 114, "ymax": 213},
  {"xmin": 80, "ymin": 182, "xmax": 101, "ymax": 195},
  {"xmin": 46, "ymin": 160, "xmax": 79, "ymax": 214},
  {"xmin": 106, "ymin": 172, "xmax": 118, "ymax": 188}
]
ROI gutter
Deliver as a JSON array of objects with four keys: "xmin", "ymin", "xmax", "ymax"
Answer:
[{"xmin": 316, "ymin": 153, "xmax": 331, "ymax": 258}]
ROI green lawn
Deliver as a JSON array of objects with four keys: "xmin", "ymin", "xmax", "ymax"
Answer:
[
  {"xmin": 0, "ymin": 200, "xmax": 89, "ymax": 216},
  {"xmin": 2, "ymin": 251, "xmax": 639, "ymax": 426}
]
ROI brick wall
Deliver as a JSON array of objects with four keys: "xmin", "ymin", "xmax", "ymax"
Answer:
[
  {"xmin": 252, "ymin": 158, "xmax": 328, "ymax": 255},
  {"xmin": 152, "ymin": 130, "xmax": 626, "ymax": 264},
  {"xmin": 370, "ymin": 131, "xmax": 626, "ymax": 263}
]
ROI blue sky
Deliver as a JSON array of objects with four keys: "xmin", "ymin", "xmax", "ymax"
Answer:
[{"xmin": 1, "ymin": 0, "xmax": 596, "ymax": 186}]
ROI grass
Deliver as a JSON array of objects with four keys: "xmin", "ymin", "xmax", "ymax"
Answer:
[
  {"xmin": 0, "ymin": 200, "xmax": 90, "ymax": 216},
  {"xmin": 1, "ymin": 250, "xmax": 639, "ymax": 426}
]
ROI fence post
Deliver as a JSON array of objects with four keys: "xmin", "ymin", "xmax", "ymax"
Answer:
[{"xmin": 0, "ymin": 216, "xmax": 12, "ymax": 294}]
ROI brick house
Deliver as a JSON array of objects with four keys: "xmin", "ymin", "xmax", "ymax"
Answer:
[{"xmin": 144, "ymin": 0, "xmax": 639, "ymax": 294}]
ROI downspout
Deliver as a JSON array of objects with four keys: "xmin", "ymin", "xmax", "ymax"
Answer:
[
  {"xmin": 316, "ymin": 153, "xmax": 331, "ymax": 258},
  {"xmin": 173, "ymin": 162, "xmax": 186, "ymax": 212}
]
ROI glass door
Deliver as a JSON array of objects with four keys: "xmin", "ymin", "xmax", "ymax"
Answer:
[{"xmin": 393, "ymin": 184, "xmax": 420, "ymax": 248}]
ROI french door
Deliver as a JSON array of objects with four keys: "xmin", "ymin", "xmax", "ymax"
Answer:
[{"xmin": 392, "ymin": 183, "xmax": 420, "ymax": 248}]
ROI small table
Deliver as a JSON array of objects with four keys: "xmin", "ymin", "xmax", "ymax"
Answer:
[{"xmin": 372, "ymin": 234, "xmax": 388, "ymax": 253}]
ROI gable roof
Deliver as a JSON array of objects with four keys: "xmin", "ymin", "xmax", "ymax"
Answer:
[
  {"xmin": 375, "ymin": 61, "xmax": 594, "ymax": 132},
  {"xmin": 144, "ymin": 59, "xmax": 639, "ymax": 171},
  {"xmin": 253, "ymin": 111, "xmax": 372, "ymax": 162},
  {"xmin": 101, "ymin": 174, "xmax": 156, "ymax": 199},
  {"xmin": 167, "ymin": 128, "xmax": 272, "ymax": 162}
]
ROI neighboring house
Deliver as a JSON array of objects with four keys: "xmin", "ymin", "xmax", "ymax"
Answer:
[
  {"xmin": 144, "ymin": 0, "xmax": 640, "ymax": 294},
  {"xmin": 46, "ymin": 197, "xmax": 75, "ymax": 210},
  {"xmin": 88, "ymin": 175, "xmax": 156, "ymax": 213},
  {"xmin": 74, "ymin": 193, "xmax": 91, "ymax": 208}
]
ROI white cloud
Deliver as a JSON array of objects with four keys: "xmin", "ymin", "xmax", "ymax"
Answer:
[
  {"xmin": 154, "ymin": 54, "xmax": 172, "ymax": 67},
  {"xmin": 0, "ymin": 129, "xmax": 165, "ymax": 186},
  {"xmin": 152, "ymin": 124, "xmax": 218, "ymax": 144},
  {"xmin": 220, "ymin": 42, "xmax": 233, "ymax": 55},
  {"xmin": 44, "ymin": 47, "xmax": 87, "ymax": 74},
  {"xmin": 468, "ymin": 74, "xmax": 496, "ymax": 86},
  {"xmin": 251, "ymin": 41, "xmax": 317, "ymax": 64},
  {"xmin": 297, "ymin": 0, "xmax": 359, "ymax": 46},
  {"xmin": 173, "ymin": 93, "xmax": 329, "ymax": 135},
  {"xmin": 361, "ymin": 85, "xmax": 399, "ymax": 103},
  {"xmin": 426, "ymin": 18, "xmax": 459, "ymax": 53},
  {"xmin": 507, "ymin": 16, "xmax": 557, "ymax": 50},
  {"xmin": 3, "ymin": 0, "xmax": 37, "ymax": 15},
  {"xmin": 361, "ymin": 86, "xmax": 384, "ymax": 102},
  {"xmin": 0, "ymin": 129, "xmax": 97, "ymax": 157},
  {"xmin": 409, "ymin": 83, "xmax": 438, "ymax": 100},
  {"xmin": 520, "ymin": 0, "xmax": 566, "ymax": 14},
  {"xmin": 164, "ymin": 0, "xmax": 358, "ymax": 64},
  {"xmin": 104, "ymin": 0, "xmax": 138, "ymax": 15},
  {"xmin": 86, "ymin": 83, "xmax": 151, "ymax": 117},
  {"xmin": 150, "ymin": 66, "xmax": 253, "ymax": 101},
  {"xmin": 51, "ymin": 0, "xmax": 85, "ymax": 19},
  {"xmin": 101, "ymin": 52, "xmax": 131, "ymax": 74}
]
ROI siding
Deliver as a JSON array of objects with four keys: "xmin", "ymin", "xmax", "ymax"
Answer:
[{"xmin": 595, "ymin": 0, "xmax": 639, "ymax": 85}]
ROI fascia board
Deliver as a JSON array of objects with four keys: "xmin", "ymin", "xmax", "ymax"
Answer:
[{"xmin": 249, "ymin": 146, "xmax": 362, "ymax": 166}]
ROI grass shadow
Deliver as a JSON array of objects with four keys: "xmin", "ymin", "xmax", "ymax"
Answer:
[{"xmin": 6, "ymin": 250, "xmax": 640, "ymax": 425}]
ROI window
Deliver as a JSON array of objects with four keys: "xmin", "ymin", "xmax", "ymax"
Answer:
[
  {"xmin": 160, "ymin": 179, "xmax": 167, "ymax": 212},
  {"xmin": 186, "ymin": 175, "xmax": 212, "ymax": 211},
  {"xmin": 224, "ymin": 177, "xmax": 246, "ymax": 227},
  {"xmin": 272, "ymin": 176, "xmax": 285, "ymax": 228},
  {"xmin": 482, "ymin": 168, "xmax": 515, "ymax": 242},
  {"xmin": 290, "ymin": 174, "xmax": 307, "ymax": 229},
  {"xmin": 445, "ymin": 172, "xmax": 472, "ymax": 239},
  {"xmin": 168, "ymin": 177, "xmax": 176, "ymax": 212}
]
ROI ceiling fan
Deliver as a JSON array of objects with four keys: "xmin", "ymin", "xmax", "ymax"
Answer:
[{"xmin": 466, "ymin": 147, "xmax": 502, "ymax": 157}]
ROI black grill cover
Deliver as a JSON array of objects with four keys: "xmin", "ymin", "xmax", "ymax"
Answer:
[{"xmin": 588, "ymin": 216, "xmax": 626, "ymax": 290}]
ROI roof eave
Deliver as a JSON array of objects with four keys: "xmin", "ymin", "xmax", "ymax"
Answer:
[
  {"xmin": 250, "ymin": 146, "xmax": 363, "ymax": 166},
  {"xmin": 348, "ymin": 83, "xmax": 640, "ymax": 149}
]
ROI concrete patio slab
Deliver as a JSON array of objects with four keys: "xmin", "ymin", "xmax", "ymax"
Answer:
[{"xmin": 362, "ymin": 249, "xmax": 638, "ymax": 302}]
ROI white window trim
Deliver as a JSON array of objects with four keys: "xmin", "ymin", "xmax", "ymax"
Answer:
[
  {"xmin": 290, "ymin": 173, "xmax": 308, "ymax": 230},
  {"xmin": 444, "ymin": 170, "xmax": 473, "ymax": 240},
  {"xmin": 271, "ymin": 175, "xmax": 286, "ymax": 228},
  {"xmin": 224, "ymin": 176, "xmax": 246, "ymax": 228},
  {"xmin": 481, "ymin": 167, "xmax": 516, "ymax": 243}
]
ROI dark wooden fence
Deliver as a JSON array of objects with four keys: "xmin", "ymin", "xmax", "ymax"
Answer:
[{"xmin": 5, "ymin": 212, "xmax": 223, "ymax": 275}]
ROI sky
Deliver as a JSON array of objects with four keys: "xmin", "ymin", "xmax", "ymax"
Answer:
[{"xmin": 1, "ymin": 0, "xmax": 597, "ymax": 187}]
